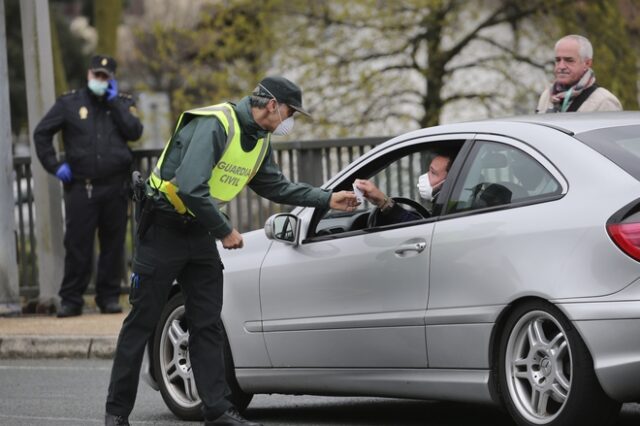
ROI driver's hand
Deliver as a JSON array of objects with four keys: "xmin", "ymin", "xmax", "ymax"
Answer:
[{"xmin": 354, "ymin": 179, "xmax": 386, "ymax": 207}]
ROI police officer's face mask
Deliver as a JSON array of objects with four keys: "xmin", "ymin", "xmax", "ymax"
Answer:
[
  {"xmin": 88, "ymin": 78, "xmax": 109, "ymax": 96},
  {"xmin": 259, "ymin": 83, "xmax": 295, "ymax": 136},
  {"xmin": 273, "ymin": 104, "xmax": 295, "ymax": 136}
]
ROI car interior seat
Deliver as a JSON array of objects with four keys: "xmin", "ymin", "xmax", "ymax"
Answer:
[
  {"xmin": 469, "ymin": 152, "xmax": 513, "ymax": 208},
  {"xmin": 478, "ymin": 183, "xmax": 513, "ymax": 207}
]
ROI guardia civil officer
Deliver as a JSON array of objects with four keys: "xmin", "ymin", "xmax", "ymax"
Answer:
[
  {"xmin": 104, "ymin": 76, "xmax": 358, "ymax": 426},
  {"xmin": 34, "ymin": 55, "xmax": 143, "ymax": 318}
]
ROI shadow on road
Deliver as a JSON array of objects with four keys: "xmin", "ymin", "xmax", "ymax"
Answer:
[
  {"xmin": 248, "ymin": 398, "xmax": 513, "ymax": 426},
  {"xmin": 247, "ymin": 397, "xmax": 640, "ymax": 426}
]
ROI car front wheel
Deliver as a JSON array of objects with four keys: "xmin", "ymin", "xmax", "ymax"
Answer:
[
  {"xmin": 152, "ymin": 293, "xmax": 253, "ymax": 421},
  {"xmin": 497, "ymin": 300, "xmax": 620, "ymax": 426}
]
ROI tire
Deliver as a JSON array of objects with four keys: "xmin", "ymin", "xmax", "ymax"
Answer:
[
  {"xmin": 152, "ymin": 292, "xmax": 253, "ymax": 421},
  {"xmin": 223, "ymin": 329, "xmax": 253, "ymax": 412},
  {"xmin": 497, "ymin": 300, "xmax": 620, "ymax": 426}
]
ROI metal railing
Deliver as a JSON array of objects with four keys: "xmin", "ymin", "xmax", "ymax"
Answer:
[
  {"xmin": 12, "ymin": 136, "xmax": 389, "ymax": 298},
  {"xmin": 13, "ymin": 156, "xmax": 37, "ymax": 298}
]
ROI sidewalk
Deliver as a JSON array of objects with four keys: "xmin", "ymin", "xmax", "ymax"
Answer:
[{"xmin": 0, "ymin": 307, "xmax": 127, "ymax": 359}]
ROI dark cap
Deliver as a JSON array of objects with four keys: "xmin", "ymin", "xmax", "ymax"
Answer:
[
  {"xmin": 89, "ymin": 55, "xmax": 117, "ymax": 77},
  {"xmin": 253, "ymin": 76, "xmax": 311, "ymax": 117}
]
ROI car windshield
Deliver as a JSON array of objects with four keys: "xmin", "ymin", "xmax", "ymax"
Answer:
[{"xmin": 575, "ymin": 125, "xmax": 640, "ymax": 180}]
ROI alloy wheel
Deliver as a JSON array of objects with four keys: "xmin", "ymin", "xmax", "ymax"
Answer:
[
  {"xmin": 158, "ymin": 304, "xmax": 201, "ymax": 408},
  {"xmin": 504, "ymin": 310, "xmax": 572, "ymax": 424}
]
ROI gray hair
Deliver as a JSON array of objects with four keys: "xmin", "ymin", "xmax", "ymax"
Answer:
[
  {"xmin": 556, "ymin": 35, "xmax": 593, "ymax": 60},
  {"xmin": 250, "ymin": 95, "xmax": 271, "ymax": 108}
]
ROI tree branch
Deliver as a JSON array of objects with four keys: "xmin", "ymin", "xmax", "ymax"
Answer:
[
  {"xmin": 284, "ymin": 7, "xmax": 419, "ymax": 33},
  {"xmin": 443, "ymin": 92, "xmax": 497, "ymax": 103},
  {"xmin": 444, "ymin": 1, "xmax": 544, "ymax": 63},
  {"xmin": 335, "ymin": 46, "xmax": 412, "ymax": 66},
  {"xmin": 361, "ymin": 89, "xmax": 423, "ymax": 117},
  {"xmin": 474, "ymin": 35, "xmax": 549, "ymax": 69},
  {"xmin": 447, "ymin": 55, "xmax": 511, "ymax": 72}
]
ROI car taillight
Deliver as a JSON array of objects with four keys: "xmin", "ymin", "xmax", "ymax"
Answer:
[{"xmin": 607, "ymin": 222, "xmax": 640, "ymax": 261}]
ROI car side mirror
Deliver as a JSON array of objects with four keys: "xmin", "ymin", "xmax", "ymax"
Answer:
[{"xmin": 264, "ymin": 213, "xmax": 300, "ymax": 245}]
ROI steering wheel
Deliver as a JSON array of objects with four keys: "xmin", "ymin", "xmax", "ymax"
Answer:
[{"xmin": 367, "ymin": 196, "xmax": 430, "ymax": 228}]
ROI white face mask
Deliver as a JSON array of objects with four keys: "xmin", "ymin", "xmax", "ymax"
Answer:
[
  {"xmin": 418, "ymin": 172, "xmax": 445, "ymax": 201},
  {"xmin": 273, "ymin": 115, "xmax": 294, "ymax": 136},
  {"xmin": 88, "ymin": 78, "xmax": 108, "ymax": 96},
  {"xmin": 418, "ymin": 173, "xmax": 439, "ymax": 201}
]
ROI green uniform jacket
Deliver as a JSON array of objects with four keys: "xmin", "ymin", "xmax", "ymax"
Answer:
[{"xmin": 151, "ymin": 96, "xmax": 332, "ymax": 238}]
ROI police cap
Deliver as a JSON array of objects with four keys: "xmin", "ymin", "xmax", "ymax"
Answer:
[
  {"xmin": 253, "ymin": 76, "xmax": 311, "ymax": 117},
  {"xmin": 89, "ymin": 55, "xmax": 117, "ymax": 78}
]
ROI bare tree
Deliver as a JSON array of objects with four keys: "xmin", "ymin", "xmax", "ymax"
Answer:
[{"xmin": 276, "ymin": 0, "xmax": 581, "ymax": 137}]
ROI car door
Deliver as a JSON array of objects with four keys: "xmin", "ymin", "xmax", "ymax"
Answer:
[
  {"xmin": 427, "ymin": 135, "xmax": 567, "ymax": 369},
  {"xmin": 259, "ymin": 137, "xmax": 469, "ymax": 368}
]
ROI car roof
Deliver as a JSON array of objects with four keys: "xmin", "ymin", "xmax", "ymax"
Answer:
[
  {"xmin": 379, "ymin": 111, "xmax": 640, "ymax": 146},
  {"xmin": 497, "ymin": 111, "xmax": 640, "ymax": 135},
  {"xmin": 323, "ymin": 112, "xmax": 640, "ymax": 192}
]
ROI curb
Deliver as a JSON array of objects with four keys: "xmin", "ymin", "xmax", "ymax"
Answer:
[{"xmin": 0, "ymin": 335, "xmax": 117, "ymax": 359}]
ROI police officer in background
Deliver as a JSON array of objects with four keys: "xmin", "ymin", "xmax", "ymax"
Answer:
[
  {"xmin": 104, "ymin": 76, "xmax": 358, "ymax": 426},
  {"xmin": 34, "ymin": 55, "xmax": 143, "ymax": 318}
]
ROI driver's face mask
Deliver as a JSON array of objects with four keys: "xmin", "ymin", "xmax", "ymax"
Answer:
[
  {"xmin": 259, "ymin": 83, "xmax": 295, "ymax": 136},
  {"xmin": 417, "ymin": 173, "xmax": 433, "ymax": 201}
]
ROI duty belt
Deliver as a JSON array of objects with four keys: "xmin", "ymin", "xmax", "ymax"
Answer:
[
  {"xmin": 151, "ymin": 210, "xmax": 205, "ymax": 231},
  {"xmin": 73, "ymin": 173, "xmax": 127, "ymax": 199},
  {"xmin": 75, "ymin": 173, "xmax": 128, "ymax": 185}
]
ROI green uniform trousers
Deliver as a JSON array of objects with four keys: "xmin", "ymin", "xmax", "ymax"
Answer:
[{"xmin": 106, "ymin": 212, "xmax": 232, "ymax": 420}]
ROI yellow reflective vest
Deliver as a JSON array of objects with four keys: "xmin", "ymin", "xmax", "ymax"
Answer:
[{"xmin": 149, "ymin": 103, "xmax": 270, "ymax": 214}]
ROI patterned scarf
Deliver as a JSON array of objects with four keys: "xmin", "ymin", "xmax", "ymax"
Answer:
[{"xmin": 549, "ymin": 69, "xmax": 596, "ymax": 112}]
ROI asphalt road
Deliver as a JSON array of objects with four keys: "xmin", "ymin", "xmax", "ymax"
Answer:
[{"xmin": 1, "ymin": 359, "xmax": 639, "ymax": 426}]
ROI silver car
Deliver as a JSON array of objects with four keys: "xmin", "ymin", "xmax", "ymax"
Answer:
[{"xmin": 143, "ymin": 112, "xmax": 640, "ymax": 426}]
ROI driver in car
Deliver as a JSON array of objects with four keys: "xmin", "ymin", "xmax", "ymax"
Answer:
[{"xmin": 354, "ymin": 153, "xmax": 450, "ymax": 226}]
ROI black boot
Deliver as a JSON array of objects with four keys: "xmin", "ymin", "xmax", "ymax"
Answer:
[
  {"xmin": 99, "ymin": 301, "xmax": 123, "ymax": 314},
  {"xmin": 56, "ymin": 304, "xmax": 82, "ymax": 318},
  {"xmin": 205, "ymin": 407, "xmax": 262, "ymax": 426},
  {"xmin": 105, "ymin": 413, "xmax": 130, "ymax": 426}
]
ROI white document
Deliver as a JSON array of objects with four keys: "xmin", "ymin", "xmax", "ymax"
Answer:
[{"xmin": 352, "ymin": 183, "xmax": 364, "ymax": 204}]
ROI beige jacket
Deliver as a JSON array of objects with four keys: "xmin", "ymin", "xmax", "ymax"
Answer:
[{"xmin": 536, "ymin": 85, "xmax": 622, "ymax": 113}]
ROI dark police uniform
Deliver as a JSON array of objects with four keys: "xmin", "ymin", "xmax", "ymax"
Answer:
[
  {"xmin": 106, "ymin": 93, "xmax": 331, "ymax": 424},
  {"xmin": 34, "ymin": 86, "xmax": 143, "ymax": 312}
]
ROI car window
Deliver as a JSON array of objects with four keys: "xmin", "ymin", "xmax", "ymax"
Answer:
[
  {"xmin": 311, "ymin": 142, "xmax": 464, "ymax": 238},
  {"xmin": 447, "ymin": 141, "xmax": 560, "ymax": 214},
  {"xmin": 368, "ymin": 151, "xmax": 436, "ymax": 206},
  {"xmin": 575, "ymin": 125, "xmax": 640, "ymax": 180}
]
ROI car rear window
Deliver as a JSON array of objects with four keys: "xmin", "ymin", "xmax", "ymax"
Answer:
[{"xmin": 575, "ymin": 125, "xmax": 640, "ymax": 180}]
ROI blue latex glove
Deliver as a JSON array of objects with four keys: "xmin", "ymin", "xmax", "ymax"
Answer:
[
  {"xmin": 55, "ymin": 162, "xmax": 73, "ymax": 183},
  {"xmin": 106, "ymin": 79, "xmax": 118, "ymax": 101}
]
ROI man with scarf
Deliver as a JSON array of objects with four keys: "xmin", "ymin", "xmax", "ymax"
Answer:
[{"xmin": 536, "ymin": 35, "xmax": 622, "ymax": 113}]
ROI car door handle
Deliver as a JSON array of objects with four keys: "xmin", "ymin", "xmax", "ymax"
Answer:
[{"xmin": 395, "ymin": 241, "xmax": 427, "ymax": 254}]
